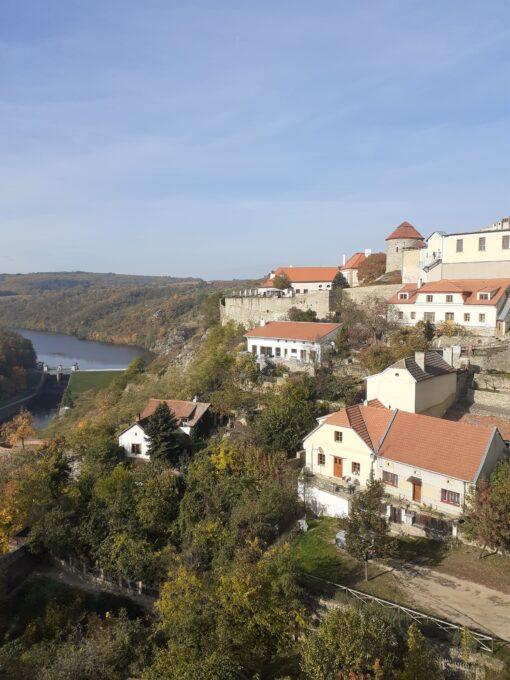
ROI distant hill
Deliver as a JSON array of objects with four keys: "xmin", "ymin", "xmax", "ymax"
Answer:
[{"xmin": 0, "ymin": 271, "xmax": 256, "ymax": 350}]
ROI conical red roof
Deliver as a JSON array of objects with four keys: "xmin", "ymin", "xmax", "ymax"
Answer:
[{"xmin": 386, "ymin": 221, "xmax": 424, "ymax": 241}]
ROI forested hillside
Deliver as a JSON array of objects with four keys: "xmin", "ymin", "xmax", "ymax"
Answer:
[
  {"xmin": 0, "ymin": 272, "xmax": 254, "ymax": 350},
  {"xmin": 0, "ymin": 329, "xmax": 36, "ymax": 401}
]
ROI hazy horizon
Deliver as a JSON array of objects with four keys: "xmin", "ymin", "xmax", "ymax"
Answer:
[{"xmin": 1, "ymin": 1, "xmax": 509, "ymax": 279}]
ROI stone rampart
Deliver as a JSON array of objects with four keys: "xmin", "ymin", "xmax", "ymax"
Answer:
[
  {"xmin": 342, "ymin": 283, "xmax": 401, "ymax": 304},
  {"xmin": 220, "ymin": 290, "xmax": 331, "ymax": 327}
]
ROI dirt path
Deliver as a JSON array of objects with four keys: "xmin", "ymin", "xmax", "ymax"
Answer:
[{"xmin": 390, "ymin": 563, "xmax": 510, "ymax": 639}]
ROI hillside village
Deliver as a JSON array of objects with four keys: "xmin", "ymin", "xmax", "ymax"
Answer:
[{"xmin": 3, "ymin": 217, "xmax": 510, "ymax": 678}]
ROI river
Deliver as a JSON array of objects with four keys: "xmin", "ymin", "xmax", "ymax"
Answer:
[{"xmin": 16, "ymin": 329, "xmax": 150, "ymax": 428}]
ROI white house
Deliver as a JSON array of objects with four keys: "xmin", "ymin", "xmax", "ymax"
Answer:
[
  {"xmin": 300, "ymin": 403, "xmax": 508, "ymax": 534},
  {"xmin": 259, "ymin": 266, "xmax": 342, "ymax": 294},
  {"xmin": 245, "ymin": 321, "xmax": 342, "ymax": 365},
  {"xmin": 389, "ymin": 278, "xmax": 510, "ymax": 337},
  {"xmin": 119, "ymin": 398, "xmax": 211, "ymax": 461},
  {"xmin": 365, "ymin": 350, "xmax": 458, "ymax": 417}
]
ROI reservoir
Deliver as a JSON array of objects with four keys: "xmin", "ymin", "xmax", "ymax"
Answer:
[{"xmin": 15, "ymin": 329, "xmax": 150, "ymax": 428}]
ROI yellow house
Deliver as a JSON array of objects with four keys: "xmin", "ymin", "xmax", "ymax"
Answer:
[
  {"xmin": 301, "ymin": 403, "xmax": 507, "ymax": 535},
  {"xmin": 365, "ymin": 350, "xmax": 458, "ymax": 417}
]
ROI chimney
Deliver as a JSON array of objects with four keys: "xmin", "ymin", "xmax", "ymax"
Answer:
[
  {"xmin": 136, "ymin": 412, "xmax": 141, "ymax": 421},
  {"xmin": 192, "ymin": 395, "xmax": 198, "ymax": 403},
  {"xmin": 415, "ymin": 351, "xmax": 426, "ymax": 371},
  {"xmin": 442, "ymin": 347, "xmax": 453, "ymax": 367},
  {"xmin": 342, "ymin": 254, "xmax": 346, "ymax": 266},
  {"xmin": 260, "ymin": 319, "xmax": 266, "ymax": 327},
  {"xmin": 364, "ymin": 248, "xmax": 372, "ymax": 258}
]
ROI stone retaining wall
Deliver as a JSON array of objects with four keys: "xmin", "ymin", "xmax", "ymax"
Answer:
[
  {"xmin": 220, "ymin": 290, "xmax": 331, "ymax": 327},
  {"xmin": 467, "ymin": 388, "xmax": 510, "ymax": 411},
  {"xmin": 342, "ymin": 283, "xmax": 401, "ymax": 304}
]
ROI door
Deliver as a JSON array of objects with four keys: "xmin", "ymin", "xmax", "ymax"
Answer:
[
  {"xmin": 333, "ymin": 457, "xmax": 343, "ymax": 478},
  {"xmin": 412, "ymin": 482, "xmax": 422, "ymax": 502}
]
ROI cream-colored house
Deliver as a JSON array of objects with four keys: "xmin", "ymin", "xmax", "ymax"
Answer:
[
  {"xmin": 300, "ymin": 403, "xmax": 507, "ymax": 535},
  {"xmin": 339, "ymin": 251, "xmax": 368, "ymax": 287},
  {"xmin": 389, "ymin": 278, "xmax": 510, "ymax": 337},
  {"xmin": 402, "ymin": 224, "xmax": 510, "ymax": 284},
  {"xmin": 365, "ymin": 350, "xmax": 458, "ymax": 417}
]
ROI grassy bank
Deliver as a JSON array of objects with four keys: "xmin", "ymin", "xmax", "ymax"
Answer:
[{"xmin": 68, "ymin": 370, "xmax": 123, "ymax": 396}]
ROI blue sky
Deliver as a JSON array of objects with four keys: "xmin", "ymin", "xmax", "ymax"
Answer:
[{"xmin": 1, "ymin": 1, "xmax": 509, "ymax": 279}]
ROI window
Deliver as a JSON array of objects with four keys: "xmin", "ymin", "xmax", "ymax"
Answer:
[
  {"xmin": 317, "ymin": 452, "xmax": 325, "ymax": 466},
  {"xmin": 399, "ymin": 293, "xmax": 408, "ymax": 300},
  {"xmin": 334, "ymin": 431, "xmax": 343, "ymax": 443},
  {"xmin": 503, "ymin": 235, "xmax": 510, "ymax": 250},
  {"xmin": 319, "ymin": 284, "xmax": 323, "ymax": 289},
  {"xmin": 445, "ymin": 312, "xmax": 454, "ymax": 321},
  {"xmin": 441, "ymin": 488, "xmax": 460, "ymax": 506},
  {"xmin": 291, "ymin": 348, "xmax": 297, "ymax": 354},
  {"xmin": 131, "ymin": 443, "xmax": 141, "ymax": 454},
  {"xmin": 464, "ymin": 313, "xmax": 470, "ymax": 322},
  {"xmin": 410, "ymin": 311, "xmax": 416, "ymax": 320},
  {"xmin": 426, "ymin": 295, "xmax": 433, "ymax": 302},
  {"xmin": 398, "ymin": 311, "xmax": 404, "ymax": 320},
  {"xmin": 352, "ymin": 462, "xmax": 360, "ymax": 475},
  {"xmin": 423, "ymin": 312, "xmax": 435, "ymax": 322},
  {"xmin": 275, "ymin": 347, "xmax": 281, "ymax": 357},
  {"xmin": 456, "ymin": 239, "xmax": 463, "ymax": 252},
  {"xmin": 479, "ymin": 237, "xmax": 486, "ymax": 252},
  {"xmin": 478, "ymin": 292, "xmax": 489, "ymax": 300},
  {"xmin": 382, "ymin": 470, "xmax": 398, "ymax": 487},
  {"xmin": 446, "ymin": 295, "xmax": 453, "ymax": 303},
  {"xmin": 479, "ymin": 313, "xmax": 486, "ymax": 323},
  {"xmin": 303, "ymin": 288, "xmax": 309, "ymax": 293}
]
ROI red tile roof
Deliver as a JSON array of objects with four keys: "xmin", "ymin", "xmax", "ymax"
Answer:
[
  {"xmin": 444, "ymin": 407, "xmax": 510, "ymax": 442},
  {"xmin": 322, "ymin": 404, "xmax": 496, "ymax": 481},
  {"xmin": 260, "ymin": 266, "xmax": 341, "ymax": 287},
  {"xmin": 138, "ymin": 398, "xmax": 210, "ymax": 428},
  {"xmin": 341, "ymin": 252, "xmax": 366, "ymax": 270},
  {"xmin": 378, "ymin": 410, "xmax": 494, "ymax": 481},
  {"xmin": 390, "ymin": 278, "xmax": 510, "ymax": 306},
  {"xmin": 386, "ymin": 221, "xmax": 424, "ymax": 242},
  {"xmin": 245, "ymin": 321, "xmax": 342, "ymax": 342}
]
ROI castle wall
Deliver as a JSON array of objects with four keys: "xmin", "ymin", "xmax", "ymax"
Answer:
[
  {"xmin": 342, "ymin": 283, "xmax": 401, "ymax": 304},
  {"xmin": 220, "ymin": 291, "xmax": 331, "ymax": 327}
]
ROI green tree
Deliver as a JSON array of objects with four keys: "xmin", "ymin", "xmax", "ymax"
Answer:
[
  {"xmin": 300, "ymin": 604, "xmax": 406, "ymax": 679},
  {"xmin": 272, "ymin": 272, "xmax": 291, "ymax": 290},
  {"xmin": 332, "ymin": 271, "xmax": 349, "ymax": 289},
  {"xmin": 398, "ymin": 623, "xmax": 444, "ymax": 680},
  {"xmin": 416, "ymin": 319, "xmax": 435, "ymax": 341},
  {"xmin": 288, "ymin": 307, "xmax": 318, "ymax": 322},
  {"xmin": 360, "ymin": 343, "xmax": 397, "ymax": 374},
  {"xmin": 145, "ymin": 402, "xmax": 182, "ymax": 465},
  {"xmin": 334, "ymin": 325, "xmax": 350, "ymax": 358},
  {"xmin": 61, "ymin": 388, "xmax": 74, "ymax": 408},
  {"xmin": 462, "ymin": 460, "xmax": 510, "ymax": 556},
  {"xmin": 345, "ymin": 475, "xmax": 393, "ymax": 580},
  {"xmin": 254, "ymin": 378, "xmax": 319, "ymax": 455},
  {"xmin": 200, "ymin": 291, "xmax": 223, "ymax": 327}
]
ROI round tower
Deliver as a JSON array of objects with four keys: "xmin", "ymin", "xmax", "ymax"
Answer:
[{"xmin": 385, "ymin": 221, "xmax": 424, "ymax": 273}]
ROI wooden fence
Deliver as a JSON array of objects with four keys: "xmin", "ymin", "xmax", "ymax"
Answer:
[{"xmin": 303, "ymin": 573, "xmax": 508, "ymax": 654}]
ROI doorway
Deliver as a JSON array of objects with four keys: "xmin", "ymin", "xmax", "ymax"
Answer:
[
  {"xmin": 412, "ymin": 481, "xmax": 422, "ymax": 503},
  {"xmin": 333, "ymin": 457, "xmax": 343, "ymax": 478}
]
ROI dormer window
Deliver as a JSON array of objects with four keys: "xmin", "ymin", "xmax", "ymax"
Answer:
[
  {"xmin": 399, "ymin": 293, "xmax": 408, "ymax": 300},
  {"xmin": 478, "ymin": 292, "xmax": 489, "ymax": 300},
  {"xmin": 446, "ymin": 295, "xmax": 453, "ymax": 303}
]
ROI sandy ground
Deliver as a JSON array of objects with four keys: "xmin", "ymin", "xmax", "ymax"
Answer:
[{"xmin": 390, "ymin": 562, "xmax": 510, "ymax": 639}]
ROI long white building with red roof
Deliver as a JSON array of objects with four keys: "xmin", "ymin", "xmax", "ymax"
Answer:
[{"xmin": 389, "ymin": 278, "xmax": 510, "ymax": 336}]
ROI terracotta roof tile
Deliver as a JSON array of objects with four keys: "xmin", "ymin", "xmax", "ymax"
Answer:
[
  {"xmin": 245, "ymin": 321, "xmax": 342, "ymax": 342},
  {"xmin": 139, "ymin": 398, "xmax": 210, "ymax": 428},
  {"xmin": 261, "ymin": 266, "xmax": 341, "ymax": 287},
  {"xmin": 386, "ymin": 221, "xmax": 424, "ymax": 241},
  {"xmin": 341, "ymin": 253, "xmax": 366, "ymax": 270},
  {"xmin": 322, "ymin": 404, "xmax": 496, "ymax": 481}
]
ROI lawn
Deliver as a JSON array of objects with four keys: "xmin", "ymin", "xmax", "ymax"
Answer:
[
  {"xmin": 294, "ymin": 517, "xmax": 413, "ymax": 605},
  {"xmin": 68, "ymin": 370, "xmax": 123, "ymax": 396}
]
